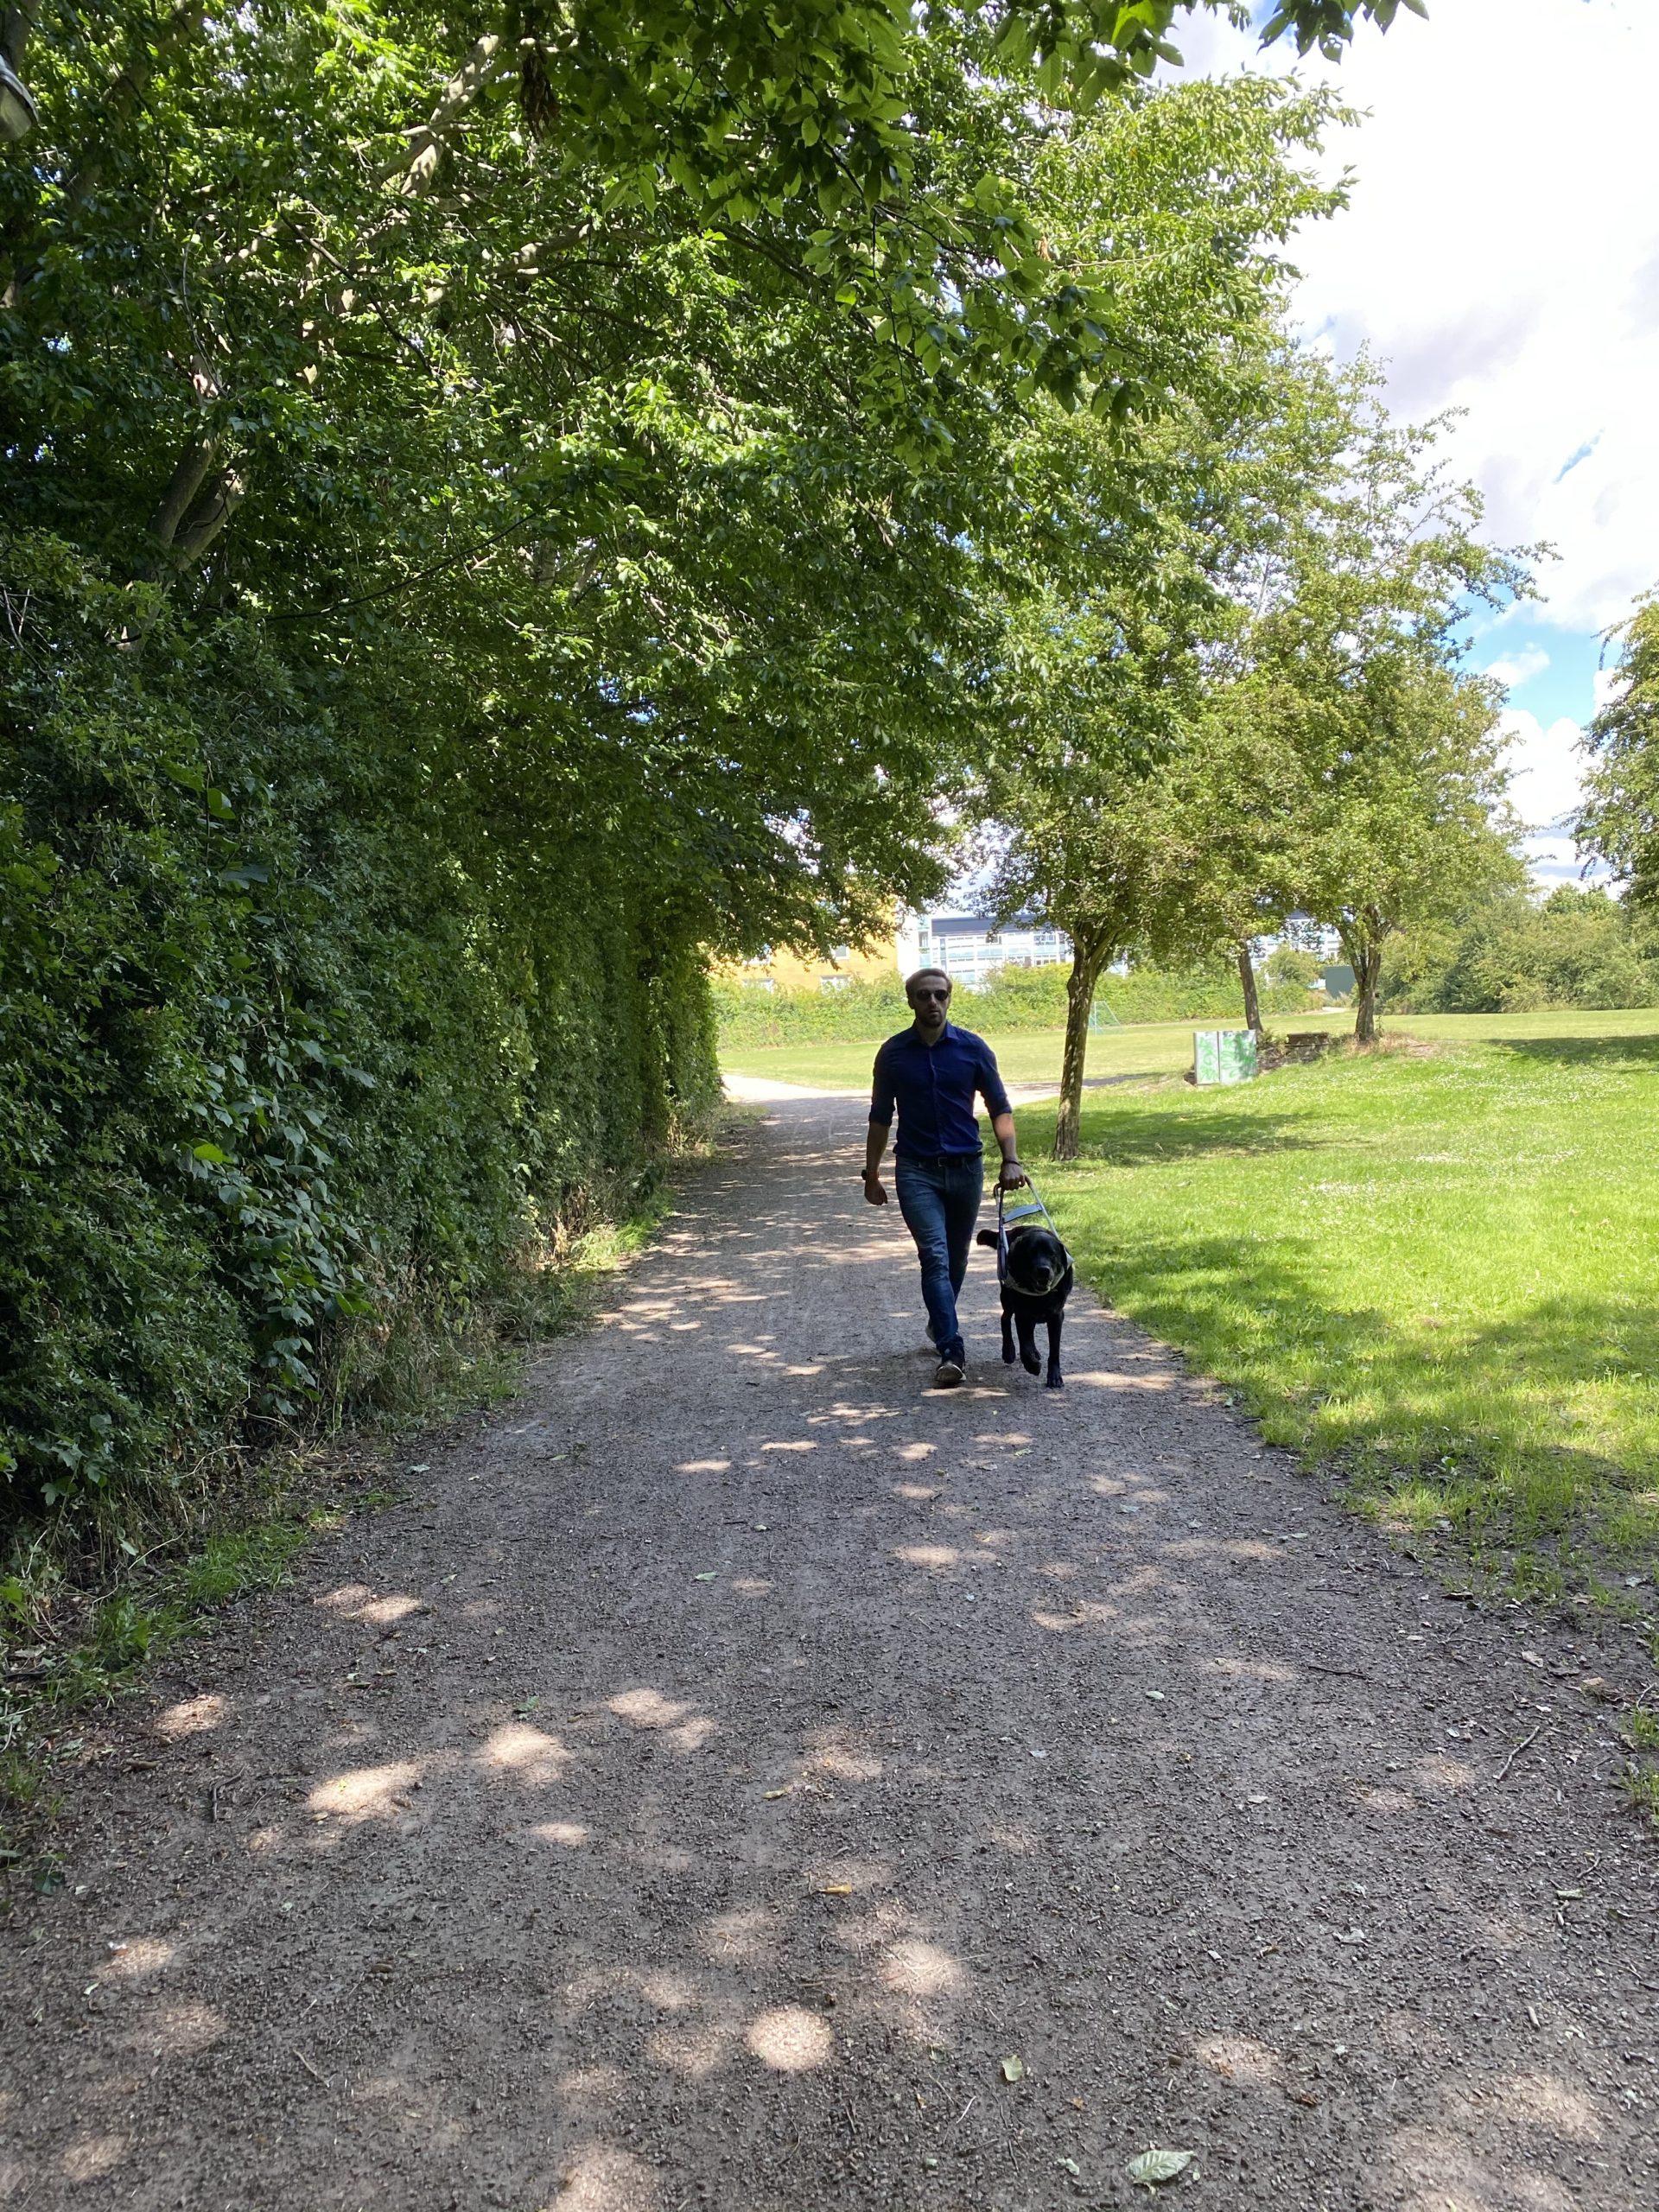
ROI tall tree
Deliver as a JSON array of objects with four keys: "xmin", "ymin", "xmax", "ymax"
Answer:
[
  {"xmin": 1281, "ymin": 659, "xmax": 1518, "ymax": 1039},
  {"xmin": 1577, "ymin": 591, "xmax": 1659, "ymax": 910},
  {"xmin": 1235, "ymin": 384, "xmax": 1532, "ymax": 1039}
]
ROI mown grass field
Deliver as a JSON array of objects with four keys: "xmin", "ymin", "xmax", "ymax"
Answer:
[
  {"xmin": 721, "ymin": 1012, "xmax": 1322, "ymax": 1090},
  {"xmin": 725, "ymin": 1009, "xmax": 1659, "ymax": 1596},
  {"xmin": 1026, "ymin": 1014, "xmax": 1659, "ymax": 1598},
  {"xmin": 721, "ymin": 1005, "xmax": 1659, "ymax": 1092}
]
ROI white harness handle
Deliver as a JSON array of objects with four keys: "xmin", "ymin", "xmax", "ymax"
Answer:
[{"xmin": 995, "ymin": 1175, "xmax": 1071, "ymax": 1287}]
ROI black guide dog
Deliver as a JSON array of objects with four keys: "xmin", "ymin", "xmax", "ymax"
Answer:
[{"xmin": 976, "ymin": 1218, "xmax": 1073, "ymax": 1389}]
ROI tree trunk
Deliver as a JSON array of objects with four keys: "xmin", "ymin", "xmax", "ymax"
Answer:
[
  {"xmin": 1236, "ymin": 939, "xmax": 1262, "ymax": 1034},
  {"xmin": 174, "ymin": 466, "xmax": 248, "ymax": 562},
  {"xmin": 147, "ymin": 438, "xmax": 219, "ymax": 552},
  {"xmin": 1346, "ymin": 912, "xmax": 1387, "ymax": 1044},
  {"xmin": 1052, "ymin": 941, "xmax": 1106, "ymax": 1163}
]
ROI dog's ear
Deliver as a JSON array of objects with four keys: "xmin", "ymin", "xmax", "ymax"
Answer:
[{"xmin": 975, "ymin": 1229, "xmax": 999, "ymax": 1249}]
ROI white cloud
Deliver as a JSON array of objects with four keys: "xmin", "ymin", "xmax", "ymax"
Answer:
[
  {"xmin": 1171, "ymin": 0, "xmax": 1659, "ymax": 633},
  {"xmin": 1592, "ymin": 665, "xmax": 1624, "ymax": 712},
  {"xmin": 1484, "ymin": 645, "xmax": 1550, "ymax": 690},
  {"xmin": 1501, "ymin": 709, "xmax": 1588, "ymax": 834},
  {"xmin": 1524, "ymin": 835, "xmax": 1591, "ymax": 886}
]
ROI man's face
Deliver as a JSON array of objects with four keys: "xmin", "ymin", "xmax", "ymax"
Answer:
[{"xmin": 908, "ymin": 977, "xmax": 950, "ymax": 1027}]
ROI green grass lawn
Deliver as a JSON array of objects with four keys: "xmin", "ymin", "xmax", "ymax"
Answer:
[
  {"xmin": 721, "ymin": 1005, "xmax": 1659, "ymax": 1094},
  {"xmin": 720, "ymin": 1014, "xmax": 1312, "ymax": 1090},
  {"xmin": 997, "ymin": 1012, "xmax": 1659, "ymax": 1600}
]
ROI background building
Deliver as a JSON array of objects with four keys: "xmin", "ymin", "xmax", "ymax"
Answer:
[
  {"xmin": 896, "ymin": 912, "xmax": 1072, "ymax": 986},
  {"xmin": 716, "ymin": 910, "xmax": 1084, "ymax": 994}
]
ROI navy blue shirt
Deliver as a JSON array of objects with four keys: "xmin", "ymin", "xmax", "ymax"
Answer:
[{"xmin": 869, "ymin": 1022, "xmax": 1012, "ymax": 1159}]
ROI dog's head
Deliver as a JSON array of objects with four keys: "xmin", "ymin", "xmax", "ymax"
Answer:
[{"xmin": 976, "ymin": 1222, "xmax": 1070, "ymax": 1295}]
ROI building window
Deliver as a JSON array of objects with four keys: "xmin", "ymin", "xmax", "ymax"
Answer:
[{"xmin": 819, "ymin": 974, "xmax": 851, "ymax": 993}]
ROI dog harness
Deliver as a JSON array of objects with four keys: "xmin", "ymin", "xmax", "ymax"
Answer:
[{"xmin": 995, "ymin": 1175, "xmax": 1072, "ymax": 1287}]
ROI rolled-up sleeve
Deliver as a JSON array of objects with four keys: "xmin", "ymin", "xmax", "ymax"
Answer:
[
  {"xmin": 869, "ymin": 1042, "xmax": 896, "ymax": 1125},
  {"xmin": 976, "ymin": 1039, "xmax": 1011, "ymax": 1119}
]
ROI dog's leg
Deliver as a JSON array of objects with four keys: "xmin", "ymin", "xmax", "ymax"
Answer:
[
  {"xmin": 1045, "ymin": 1313, "xmax": 1064, "ymax": 1389},
  {"xmin": 1001, "ymin": 1302, "xmax": 1016, "ymax": 1366},
  {"xmin": 1019, "ymin": 1309, "xmax": 1041, "ymax": 1376}
]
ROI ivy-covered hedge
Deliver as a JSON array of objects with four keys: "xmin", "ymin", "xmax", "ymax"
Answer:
[
  {"xmin": 715, "ymin": 957, "xmax": 1317, "ymax": 1049},
  {"xmin": 1, "ymin": 531, "xmax": 715, "ymax": 1535}
]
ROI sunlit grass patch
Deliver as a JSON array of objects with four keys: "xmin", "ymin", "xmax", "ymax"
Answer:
[{"xmin": 1020, "ymin": 1015, "xmax": 1659, "ymax": 1595}]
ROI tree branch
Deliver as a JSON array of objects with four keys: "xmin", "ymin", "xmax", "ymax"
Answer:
[
  {"xmin": 389, "ymin": 26, "xmax": 512, "ymax": 200},
  {"xmin": 60, "ymin": 1, "xmax": 205, "ymax": 215},
  {"xmin": 173, "ymin": 467, "xmax": 249, "ymax": 563},
  {"xmin": 1, "ymin": 0, "xmax": 38, "ymax": 74},
  {"xmin": 147, "ymin": 437, "xmax": 219, "ymax": 550}
]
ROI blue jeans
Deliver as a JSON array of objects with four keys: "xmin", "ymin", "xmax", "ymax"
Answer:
[{"xmin": 894, "ymin": 1154, "xmax": 984, "ymax": 1362}]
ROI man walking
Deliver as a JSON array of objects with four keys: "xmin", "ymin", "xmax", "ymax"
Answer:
[{"xmin": 863, "ymin": 969, "xmax": 1027, "ymax": 1388}]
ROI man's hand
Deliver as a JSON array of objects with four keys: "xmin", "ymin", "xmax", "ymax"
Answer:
[
  {"xmin": 861, "ymin": 1171, "xmax": 888, "ymax": 1206},
  {"xmin": 997, "ymin": 1156, "xmax": 1027, "ymax": 1192}
]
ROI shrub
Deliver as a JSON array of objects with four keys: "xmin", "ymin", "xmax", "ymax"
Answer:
[
  {"xmin": 0, "ymin": 531, "xmax": 715, "ymax": 1541},
  {"xmin": 1385, "ymin": 885, "xmax": 1659, "ymax": 1013}
]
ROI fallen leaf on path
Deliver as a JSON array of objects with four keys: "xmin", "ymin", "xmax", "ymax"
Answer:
[
  {"xmin": 818, "ymin": 1883, "xmax": 853, "ymax": 1896},
  {"xmin": 1000, "ymin": 2054, "xmax": 1026, "ymax": 2083},
  {"xmin": 1127, "ymin": 2147, "xmax": 1193, "ymax": 2188},
  {"xmin": 1056, "ymin": 2157, "xmax": 1080, "ymax": 2176},
  {"xmin": 1144, "ymin": 1690, "xmax": 1166, "ymax": 1701},
  {"xmin": 1521, "ymin": 1650, "xmax": 1544, "ymax": 1669},
  {"xmin": 1579, "ymin": 1676, "xmax": 1620, "ymax": 1702},
  {"xmin": 762, "ymin": 1788, "xmax": 791, "ymax": 1801},
  {"xmin": 692, "ymin": 1572, "xmax": 717, "ymax": 1582}
]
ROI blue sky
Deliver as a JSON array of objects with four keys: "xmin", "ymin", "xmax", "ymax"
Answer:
[{"xmin": 1177, "ymin": 0, "xmax": 1659, "ymax": 884}]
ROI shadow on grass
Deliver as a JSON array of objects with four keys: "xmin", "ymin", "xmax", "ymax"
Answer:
[
  {"xmin": 1064, "ymin": 1103, "xmax": 1319, "ymax": 1171},
  {"xmin": 1489, "ymin": 1032, "xmax": 1659, "ymax": 1072},
  {"xmin": 1060, "ymin": 1224, "xmax": 1659, "ymax": 1574}
]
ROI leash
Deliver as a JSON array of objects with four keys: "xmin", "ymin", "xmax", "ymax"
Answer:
[{"xmin": 995, "ymin": 1173, "xmax": 1072, "ymax": 1287}]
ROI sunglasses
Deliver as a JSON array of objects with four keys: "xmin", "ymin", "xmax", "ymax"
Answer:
[{"xmin": 911, "ymin": 987, "xmax": 950, "ymax": 1001}]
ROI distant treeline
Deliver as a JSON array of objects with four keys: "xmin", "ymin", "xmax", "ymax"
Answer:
[{"xmin": 1386, "ymin": 887, "xmax": 1659, "ymax": 1014}]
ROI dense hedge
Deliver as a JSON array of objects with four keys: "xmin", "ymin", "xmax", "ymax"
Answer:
[
  {"xmin": 1, "ymin": 531, "xmax": 715, "ymax": 1533},
  {"xmin": 1384, "ymin": 885, "xmax": 1659, "ymax": 1013},
  {"xmin": 715, "ymin": 957, "xmax": 1318, "ymax": 1049}
]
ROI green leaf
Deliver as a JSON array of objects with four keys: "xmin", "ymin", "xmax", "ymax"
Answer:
[{"xmin": 1128, "ymin": 2148, "xmax": 1194, "ymax": 2188}]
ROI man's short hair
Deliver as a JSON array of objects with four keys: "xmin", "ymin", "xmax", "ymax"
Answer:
[{"xmin": 905, "ymin": 966, "xmax": 951, "ymax": 997}]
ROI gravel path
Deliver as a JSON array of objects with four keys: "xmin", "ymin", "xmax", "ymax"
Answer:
[{"xmin": 4, "ymin": 1097, "xmax": 1656, "ymax": 2211}]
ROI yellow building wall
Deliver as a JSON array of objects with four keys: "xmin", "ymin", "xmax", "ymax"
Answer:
[{"xmin": 712, "ymin": 935, "xmax": 901, "ymax": 994}]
